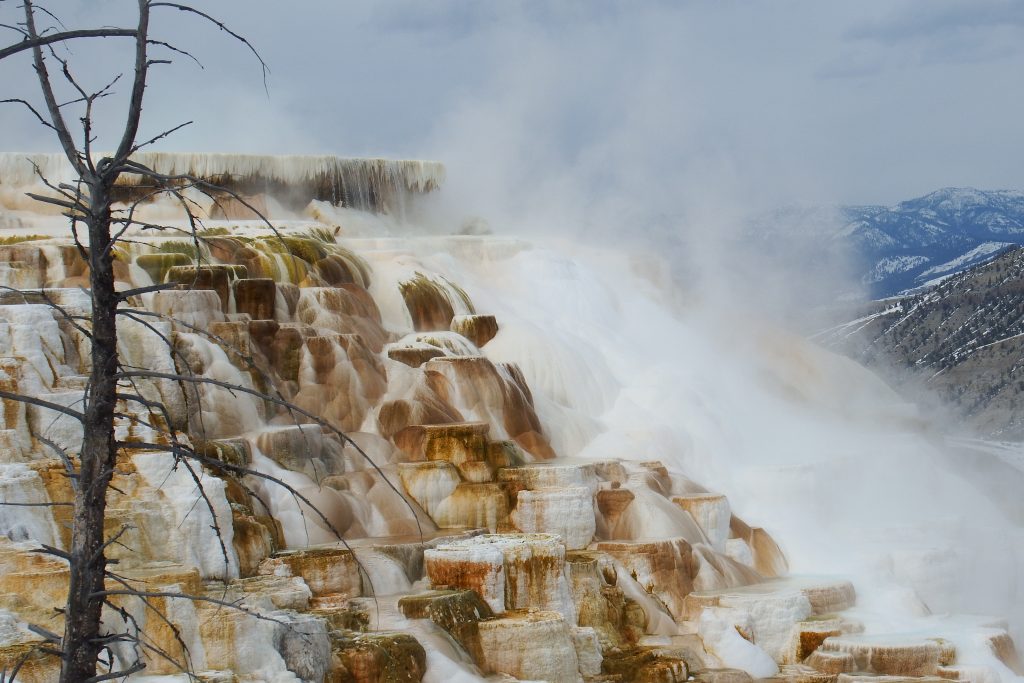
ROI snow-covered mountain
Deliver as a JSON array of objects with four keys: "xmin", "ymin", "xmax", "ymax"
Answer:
[
  {"xmin": 755, "ymin": 188, "xmax": 1024, "ymax": 298},
  {"xmin": 844, "ymin": 187, "xmax": 1024, "ymax": 296},
  {"xmin": 818, "ymin": 246, "xmax": 1024, "ymax": 440}
]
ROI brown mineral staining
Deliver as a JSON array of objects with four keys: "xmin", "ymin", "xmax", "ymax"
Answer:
[
  {"xmin": 602, "ymin": 648, "xmax": 689, "ymax": 683},
  {"xmin": 796, "ymin": 624, "xmax": 844, "ymax": 662},
  {"xmin": 387, "ymin": 346, "xmax": 445, "ymax": 367},
  {"xmin": 295, "ymin": 285, "xmax": 389, "ymax": 352},
  {"xmin": 501, "ymin": 540, "xmax": 566, "ymax": 611},
  {"xmin": 0, "ymin": 640, "xmax": 61, "ymax": 683},
  {"xmin": 450, "ymin": 314, "xmax": 499, "ymax": 347},
  {"xmin": 2, "ymin": 207, "xmax": 1020, "ymax": 683},
  {"xmin": 398, "ymin": 589, "xmax": 493, "ymax": 664},
  {"xmin": 728, "ymin": 514, "xmax": 789, "ymax": 578},
  {"xmin": 597, "ymin": 538, "xmax": 697, "ymax": 620},
  {"xmin": 314, "ymin": 253, "xmax": 361, "ymax": 286},
  {"xmin": 27, "ymin": 458, "xmax": 75, "ymax": 547},
  {"xmin": 394, "ymin": 421, "xmax": 491, "ymax": 464},
  {"xmin": 209, "ymin": 320, "xmax": 253, "ymax": 358},
  {"xmin": 0, "ymin": 539, "xmax": 71, "ymax": 620},
  {"xmin": 231, "ymin": 510, "xmax": 281, "ymax": 577},
  {"xmin": 433, "ymin": 483, "xmax": 510, "ymax": 531},
  {"xmin": 399, "ymin": 272, "xmax": 474, "ymax": 331},
  {"xmin": 749, "ymin": 527, "xmax": 789, "ymax": 578},
  {"xmin": 310, "ymin": 600, "xmax": 370, "ymax": 633},
  {"xmin": 0, "ymin": 245, "xmax": 57, "ymax": 289},
  {"xmin": 928, "ymin": 639, "xmax": 957, "ymax": 667},
  {"xmin": 780, "ymin": 664, "xmax": 837, "ymax": 683},
  {"xmin": 805, "ymin": 649, "xmax": 856, "ymax": 675},
  {"xmin": 208, "ymin": 192, "xmax": 268, "ymax": 220},
  {"xmin": 244, "ymin": 318, "xmax": 299, "ymax": 390},
  {"xmin": 255, "ymin": 425, "xmax": 339, "ymax": 475},
  {"xmin": 820, "ymin": 635, "xmax": 941, "ymax": 676},
  {"xmin": 513, "ymin": 429, "xmax": 557, "ymax": 460},
  {"xmin": 197, "ymin": 438, "xmax": 251, "ymax": 468},
  {"xmin": 166, "ymin": 264, "xmax": 247, "ymax": 310},
  {"xmin": 596, "ymin": 486, "xmax": 636, "ymax": 535},
  {"xmin": 136, "ymin": 251, "xmax": 191, "ymax": 283},
  {"xmin": 204, "ymin": 235, "xmax": 249, "ymax": 263},
  {"xmin": 565, "ymin": 551, "xmax": 645, "ymax": 647},
  {"xmin": 423, "ymin": 554, "xmax": 503, "ymax": 611},
  {"xmin": 331, "ymin": 631, "xmax": 427, "ymax": 683},
  {"xmin": 800, "ymin": 580, "xmax": 856, "ymax": 615},
  {"xmin": 487, "ymin": 440, "xmax": 529, "ymax": 469},
  {"xmin": 259, "ymin": 545, "xmax": 362, "ymax": 598},
  {"xmin": 692, "ymin": 668, "xmax": 754, "ymax": 683},
  {"xmin": 987, "ymin": 631, "xmax": 1024, "ymax": 674},
  {"xmin": 377, "ymin": 396, "xmax": 462, "ymax": 440},
  {"xmin": 276, "ymin": 281, "xmax": 300, "ymax": 317},
  {"xmin": 233, "ymin": 277, "xmax": 277, "ymax": 319}
]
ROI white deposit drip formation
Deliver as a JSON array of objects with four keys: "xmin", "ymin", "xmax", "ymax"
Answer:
[{"xmin": 0, "ymin": 153, "xmax": 1019, "ymax": 683}]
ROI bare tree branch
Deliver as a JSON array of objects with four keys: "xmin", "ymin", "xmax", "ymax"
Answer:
[
  {"xmin": 23, "ymin": 1, "xmax": 87, "ymax": 172},
  {"xmin": 150, "ymin": 2, "xmax": 268, "ymax": 91},
  {"xmin": 0, "ymin": 28, "xmax": 136, "ymax": 62}
]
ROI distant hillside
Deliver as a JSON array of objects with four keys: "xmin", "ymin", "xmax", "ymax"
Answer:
[
  {"xmin": 818, "ymin": 247, "xmax": 1024, "ymax": 440},
  {"xmin": 753, "ymin": 187, "xmax": 1024, "ymax": 298}
]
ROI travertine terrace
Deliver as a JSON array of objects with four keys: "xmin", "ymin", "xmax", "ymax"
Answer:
[{"xmin": 0, "ymin": 154, "xmax": 1019, "ymax": 683}]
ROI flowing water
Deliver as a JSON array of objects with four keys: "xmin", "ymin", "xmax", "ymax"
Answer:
[{"xmin": 0, "ymin": 153, "xmax": 1019, "ymax": 682}]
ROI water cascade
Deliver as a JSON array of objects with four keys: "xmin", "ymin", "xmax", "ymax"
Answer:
[{"xmin": 0, "ymin": 155, "xmax": 1018, "ymax": 683}]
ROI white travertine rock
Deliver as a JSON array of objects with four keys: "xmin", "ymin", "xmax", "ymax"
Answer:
[
  {"xmin": 0, "ymin": 305, "xmax": 67, "ymax": 388},
  {"xmin": 149, "ymin": 288, "xmax": 227, "ymax": 330},
  {"xmin": 424, "ymin": 538, "xmax": 506, "ymax": 613},
  {"xmin": 132, "ymin": 451, "xmax": 240, "ymax": 580},
  {"xmin": 612, "ymin": 484, "xmax": 709, "ymax": 544},
  {"xmin": 477, "ymin": 611, "xmax": 580, "ymax": 683},
  {"xmin": 718, "ymin": 588, "xmax": 811, "ymax": 663},
  {"xmin": 691, "ymin": 544, "xmax": 763, "ymax": 594},
  {"xmin": 726, "ymin": 538, "xmax": 755, "ymax": 567},
  {"xmin": 672, "ymin": 493, "xmax": 731, "ymax": 551},
  {"xmin": 498, "ymin": 460, "xmax": 600, "ymax": 494},
  {"xmin": 398, "ymin": 461, "xmax": 461, "ymax": 518},
  {"xmin": 117, "ymin": 315, "xmax": 187, "ymax": 428},
  {"xmin": 0, "ymin": 464, "xmax": 61, "ymax": 547},
  {"xmin": 257, "ymin": 545, "xmax": 361, "ymax": 599},
  {"xmin": 572, "ymin": 626, "xmax": 603, "ymax": 677},
  {"xmin": 486, "ymin": 534, "xmax": 574, "ymax": 620},
  {"xmin": 511, "ymin": 486, "xmax": 596, "ymax": 550},
  {"xmin": 686, "ymin": 578, "xmax": 858, "ymax": 665},
  {"xmin": 425, "ymin": 534, "xmax": 574, "ymax": 620},
  {"xmin": 597, "ymin": 537, "xmax": 696, "ymax": 620},
  {"xmin": 699, "ymin": 607, "xmax": 779, "ymax": 678},
  {"xmin": 26, "ymin": 389, "xmax": 84, "ymax": 453},
  {"xmin": 0, "ymin": 360, "xmax": 31, "ymax": 457},
  {"xmin": 432, "ymin": 482, "xmax": 509, "ymax": 532},
  {"xmin": 820, "ymin": 634, "xmax": 942, "ymax": 676}
]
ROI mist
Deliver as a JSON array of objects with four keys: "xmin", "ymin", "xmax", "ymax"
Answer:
[
  {"xmin": 364, "ymin": 0, "xmax": 1024, "ymax": 650},
  {"xmin": 1, "ymin": 0, "xmax": 1023, "ymax": 677}
]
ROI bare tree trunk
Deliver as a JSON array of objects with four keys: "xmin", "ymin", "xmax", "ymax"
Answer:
[{"xmin": 61, "ymin": 187, "xmax": 120, "ymax": 683}]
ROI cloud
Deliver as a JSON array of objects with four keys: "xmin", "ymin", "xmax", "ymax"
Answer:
[
  {"xmin": 842, "ymin": 0, "xmax": 1024, "ymax": 67},
  {"xmin": 846, "ymin": 0, "xmax": 1024, "ymax": 44},
  {"xmin": 1, "ymin": 1, "xmax": 1023, "ymax": 208}
]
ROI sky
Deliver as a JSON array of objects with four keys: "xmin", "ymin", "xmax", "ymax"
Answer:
[{"xmin": 0, "ymin": 0, "xmax": 1023, "ymax": 209}]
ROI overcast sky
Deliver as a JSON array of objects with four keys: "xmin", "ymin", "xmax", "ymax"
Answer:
[{"xmin": 1, "ymin": 0, "xmax": 1022, "ymax": 209}]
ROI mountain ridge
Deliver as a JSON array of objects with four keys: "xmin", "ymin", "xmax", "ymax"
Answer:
[
  {"xmin": 819, "ymin": 246, "xmax": 1024, "ymax": 440},
  {"xmin": 755, "ymin": 186, "xmax": 1024, "ymax": 298}
]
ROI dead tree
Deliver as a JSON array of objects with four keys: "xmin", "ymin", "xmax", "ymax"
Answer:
[{"xmin": 0, "ymin": 3, "xmax": 416, "ymax": 681}]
